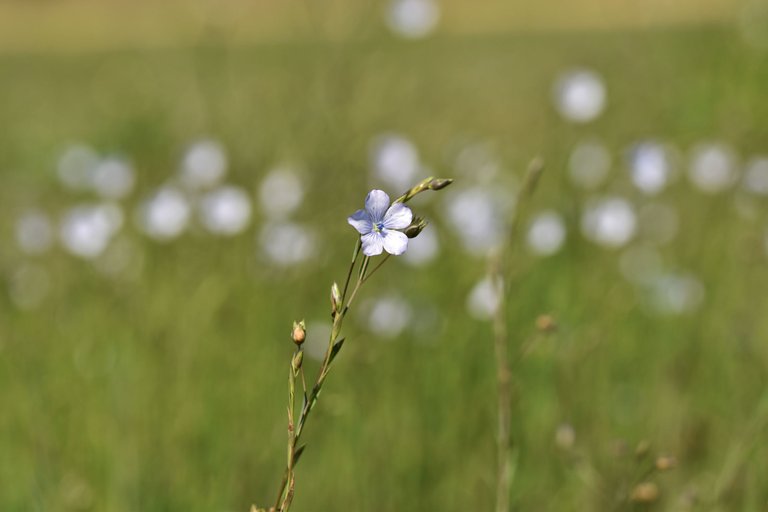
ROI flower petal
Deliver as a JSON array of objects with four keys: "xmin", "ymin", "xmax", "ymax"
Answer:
[
  {"xmin": 347, "ymin": 209, "xmax": 372, "ymax": 234},
  {"xmin": 361, "ymin": 232, "xmax": 384, "ymax": 256},
  {"xmin": 382, "ymin": 229, "xmax": 409, "ymax": 255},
  {"xmin": 382, "ymin": 202, "xmax": 413, "ymax": 230},
  {"xmin": 365, "ymin": 189, "xmax": 390, "ymax": 223}
]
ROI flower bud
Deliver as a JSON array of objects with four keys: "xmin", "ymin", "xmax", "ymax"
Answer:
[
  {"xmin": 404, "ymin": 217, "xmax": 428, "ymax": 239},
  {"xmin": 428, "ymin": 177, "xmax": 453, "ymax": 191},
  {"xmin": 291, "ymin": 320, "xmax": 306, "ymax": 346},
  {"xmin": 630, "ymin": 482, "xmax": 659, "ymax": 503},
  {"xmin": 292, "ymin": 350, "xmax": 304, "ymax": 372},
  {"xmin": 331, "ymin": 282, "xmax": 341, "ymax": 315},
  {"xmin": 536, "ymin": 314, "xmax": 557, "ymax": 333},
  {"xmin": 655, "ymin": 455, "xmax": 676, "ymax": 471}
]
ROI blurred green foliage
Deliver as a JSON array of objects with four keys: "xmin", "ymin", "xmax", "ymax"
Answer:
[{"xmin": 1, "ymin": 14, "xmax": 768, "ymax": 512}]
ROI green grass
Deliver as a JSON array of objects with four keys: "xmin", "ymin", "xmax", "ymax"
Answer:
[{"xmin": 1, "ymin": 23, "xmax": 768, "ymax": 511}]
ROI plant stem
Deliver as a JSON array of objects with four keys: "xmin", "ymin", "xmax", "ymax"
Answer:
[{"xmin": 492, "ymin": 158, "xmax": 544, "ymax": 512}]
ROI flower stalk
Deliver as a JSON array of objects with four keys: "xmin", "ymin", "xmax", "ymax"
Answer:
[{"xmin": 259, "ymin": 177, "xmax": 453, "ymax": 512}]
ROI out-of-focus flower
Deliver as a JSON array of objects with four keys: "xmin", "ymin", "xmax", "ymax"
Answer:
[
  {"xmin": 370, "ymin": 134, "xmax": 421, "ymax": 191},
  {"xmin": 401, "ymin": 225, "xmax": 440, "ymax": 266},
  {"xmin": 527, "ymin": 211, "xmax": 566, "ymax": 256},
  {"xmin": 386, "ymin": 0, "xmax": 440, "ymax": 39},
  {"xmin": 688, "ymin": 143, "xmax": 738, "ymax": 194},
  {"xmin": 627, "ymin": 142, "xmax": 676, "ymax": 195},
  {"xmin": 568, "ymin": 139, "xmax": 611, "ymax": 190},
  {"xmin": 57, "ymin": 144, "xmax": 99, "ymax": 191},
  {"xmin": 743, "ymin": 157, "xmax": 768, "ymax": 195},
  {"xmin": 362, "ymin": 295, "xmax": 413, "ymax": 339},
  {"xmin": 348, "ymin": 190, "xmax": 413, "ymax": 257},
  {"xmin": 259, "ymin": 166, "xmax": 304, "ymax": 219},
  {"xmin": 199, "ymin": 185, "xmax": 252, "ymax": 236},
  {"xmin": 60, "ymin": 203, "xmax": 123, "ymax": 259},
  {"xmin": 91, "ymin": 157, "xmax": 135, "ymax": 199},
  {"xmin": 581, "ymin": 197, "xmax": 636, "ymax": 248},
  {"xmin": 136, "ymin": 187, "xmax": 191, "ymax": 241},
  {"xmin": 553, "ymin": 69, "xmax": 606, "ymax": 123},
  {"xmin": 646, "ymin": 272, "xmax": 705, "ymax": 315},
  {"xmin": 444, "ymin": 186, "xmax": 512, "ymax": 256},
  {"xmin": 259, "ymin": 221, "xmax": 317, "ymax": 267},
  {"xmin": 467, "ymin": 275, "xmax": 503, "ymax": 320},
  {"xmin": 15, "ymin": 210, "xmax": 54, "ymax": 255},
  {"xmin": 179, "ymin": 139, "xmax": 227, "ymax": 190}
]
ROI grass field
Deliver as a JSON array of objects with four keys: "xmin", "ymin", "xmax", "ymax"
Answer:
[{"xmin": 1, "ymin": 4, "xmax": 768, "ymax": 511}]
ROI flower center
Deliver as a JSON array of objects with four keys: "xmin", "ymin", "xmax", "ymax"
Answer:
[{"xmin": 373, "ymin": 222, "xmax": 385, "ymax": 233}]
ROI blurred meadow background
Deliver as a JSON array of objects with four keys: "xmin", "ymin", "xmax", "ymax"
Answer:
[{"xmin": 2, "ymin": 0, "xmax": 768, "ymax": 510}]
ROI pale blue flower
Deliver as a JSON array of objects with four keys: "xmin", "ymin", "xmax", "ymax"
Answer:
[{"xmin": 348, "ymin": 189, "xmax": 413, "ymax": 256}]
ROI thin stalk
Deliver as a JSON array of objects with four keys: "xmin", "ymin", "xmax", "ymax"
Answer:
[
  {"xmin": 492, "ymin": 158, "xmax": 544, "ymax": 512},
  {"xmin": 269, "ymin": 177, "xmax": 453, "ymax": 512},
  {"xmin": 491, "ymin": 255, "xmax": 512, "ymax": 512}
]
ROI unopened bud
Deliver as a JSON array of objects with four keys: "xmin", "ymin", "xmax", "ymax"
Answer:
[
  {"xmin": 428, "ymin": 178, "xmax": 453, "ymax": 191},
  {"xmin": 292, "ymin": 350, "xmax": 304, "ymax": 372},
  {"xmin": 404, "ymin": 217, "xmax": 428, "ymax": 239},
  {"xmin": 655, "ymin": 455, "xmax": 677, "ymax": 471},
  {"xmin": 291, "ymin": 320, "xmax": 306, "ymax": 346},
  {"xmin": 630, "ymin": 482, "xmax": 659, "ymax": 503},
  {"xmin": 536, "ymin": 314, "xmax": 557, "ymax": 333},
  {"xmin": 331, "ymin": 282, "xmax": 341, "ymax": 315}
]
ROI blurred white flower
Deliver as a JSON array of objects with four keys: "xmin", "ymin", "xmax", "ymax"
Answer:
[
  {"xmin": 363, "ymin": 295, "xmax": 413, "ymax": 339},
  {"xmin": 743, "ymin": 157, "xmax": 768, "ymax": 195},
  {"xmin": 15, "ymin": 211, "xmax": 54, "ymax": 255},
  {"xmin": 386, "ymin": 0, "xmax": 440, "ymax": 39},
  {"xmin": 467, "ymin": 275, "xmax": 503, "ymax": 320},
  {"xmin": 401, "ymin": 225, "xmax": 440, "ymax": 266},
  {"xmin": 581, "ymin": 197, "xmax": 636, "ymax": 248},
  {"xmin": 91, "ymin": 157, "xmax": 135, "ymax": 199},
  {"xmin": 553, "ymin": 69, "xmax": 606, "ymax": 123},
  {"xmin": 199, "ymin": 185, "xmax": 252, "ymax": 236},
  {"xmin": 60, "ymin": 203, "xmax": 123, "ymax": 259},
  {"xmin": 348, "ymin": 190, "xmax": 412, "ymax": 257},
  {"xmin": 259, "ymin": 166, "xmax": 304, "ymax": 219},
  {"xmin": 646, "ymin": 273, "xmax": 705, "ymax": 315},
  {"xmin": 527, "ymin": 211, "xmax": 566, "ymax": 256},
  {"xmin": 568, "ymin": 139, "xmax": 611, "ymax": 190},
  {"xmin": 444, "ymin": 186, "xmax": 512, "ymax": 256},
  {"xmin": 259, "ymin": 221, "xmax": 317, "ymax": 266},
  {"xmin": 627, "ymin": 142, "xmax": 675, "ymax": 195},
  {"xmin": 370, "ymin": 134, "xmax": 420, "ymax": 191},
  {"xmin": 57, "ymin": 144, "xmax": 99, "ymax": 190},
  {"xmin": 137, "ymin": 187, "xmax": 191, "ymax": 241},
  {"xmin": 688, "ymin": 143, "xmax": 738, "ymax": 194},
  {"xmin": 180, "ymin": 139, "xmax": 227, "ymax": 190}
]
